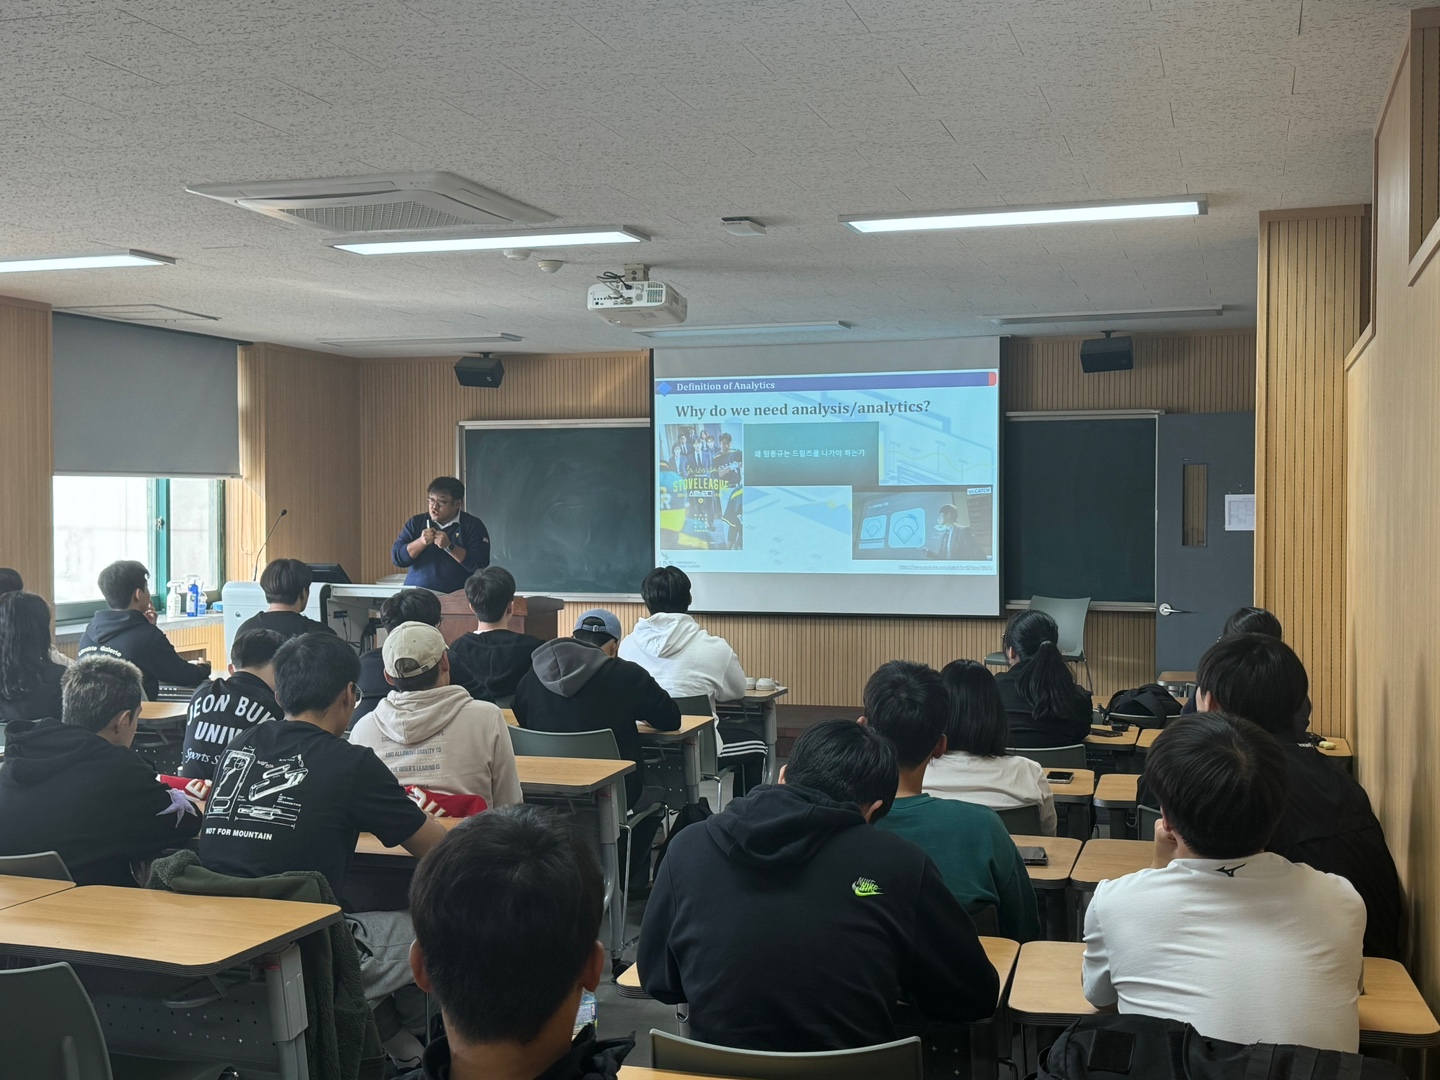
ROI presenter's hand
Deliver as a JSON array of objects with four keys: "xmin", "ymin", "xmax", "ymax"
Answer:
[
  {"xmin": 419, "ymin": 527, "xmax": 436, "ymax": 546},
  {"xmin": 433, "ymin": 530, "xmax": 451, "ymax": 550}
]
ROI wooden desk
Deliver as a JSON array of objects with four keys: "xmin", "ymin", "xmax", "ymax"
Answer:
[
  {"xmin": 1158, "ymin": 670, "xmax": 1195, "ymax": 685},
  {"xmin": 356, "ymin": 814, "xmax": 463, "ymax": 856},
  {"xmin": 638, "ymin": 714, "xmax": 714, "ymax": 805},
  {"xmin": 1137, "ymin": 727, "xmax": 1160, "ymax": 751},
  {"xmin": 1359, "ymin": 958, "xmax": 1440, "ymax": 1047},
  {"xmin": 718, "ymin": 685, "xmax": 789, "ymax": 784},
  {"xmin": 1069, "ymin": 839, "xmax": 1153, "ymax": 892},
  {"xmin": 1045, "ymin": 768, "xmax": 1095, "ymax": 802},
  {"xmin": 620, "ymin": 1070, "xmax": 733, "ymax": 1080},
  {"xmin": 139, "ymin": 701, "xmax": 188, "ymax": 722},
  {"xmin": 0, "ymin": 875, "xmax": 74, "ymax": 909},
  {"xmin": 1085, "ymin": 725, "xmax": 1139, "ymax": 750},
  {"xmin": 1046, "ymin": 767, "xmax": 1096, "ymax": 840},
  {"xmin": 1011, "ymin": 835, "xmax": 1082, "ymax": 889},
  {"xmin": 1318, "ymin": 736, "xmax": 1354, "ymax": 762},
  {"xmin": 1093, "ymin": 773, "xmax": 1139, "ymax": 810}
]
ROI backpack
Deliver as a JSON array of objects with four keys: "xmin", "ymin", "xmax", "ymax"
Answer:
[
  {"xmin": 1037, "ymin": 1015, "xmax": 1404, "ymax": 1080},
  {"xmin": 653, "ymin": 796, "xmax": 714, "ymax": 871},
  {"xmin": 1104, "ymin": 684, "xmax": 1183, "ymax": 728}
]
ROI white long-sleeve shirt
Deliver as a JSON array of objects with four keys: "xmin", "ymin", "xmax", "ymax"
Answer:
[{"xmin": 922, "ymin": 751, "xmax": 1057, "ymax": 835}]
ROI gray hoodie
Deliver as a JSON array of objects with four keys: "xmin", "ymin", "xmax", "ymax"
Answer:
[
  {"xmin": 531, "ymin": 639, "xmax": 611, "ymax": 696},
  {"xmin": 349, "ymin": 684, "xmax": 521, "ymax": 807}
]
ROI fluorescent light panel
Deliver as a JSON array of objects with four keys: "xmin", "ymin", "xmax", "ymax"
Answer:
[
  {"xmin": 328, "ymin": 226, "xmax": 647, "ymax": 255},
  {"xmin": 319, "ymin": 334, "xmax": 522, "ymax": 347},
  {"xmin": 634, "ymin": 321, "xmax": 852, "ymax": 339},
  {"xmin": 986, "ymin": 306, "xmax": 1223, "ymax": 325},
  {"xmin": 0, "ymin": 250, "xmax": 174, "ymax": 273},
  {"xmin": 842, "ymin": 195, "xmax": 1206, "ymax": 234}
]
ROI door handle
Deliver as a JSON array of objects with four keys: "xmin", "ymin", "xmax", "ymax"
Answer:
[{"xmin": 1158, "ymin": 603, "xmax": 1193, "ymax": 616}]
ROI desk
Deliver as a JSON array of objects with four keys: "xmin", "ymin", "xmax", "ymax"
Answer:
[
  {"xmin": 356, "ymin": 814, "xmax": 462, "ymax": 856},
  {"xmin": 1069, "ymin": 839, "xmax": 1153, "ymax": 935},
  {"xmin": 1013, "ymin": 835, "xmax": 1082, "ymax": 941},
  {"xmin": 638, "ymin": 714, "xmax": 714, "ymax": 805},
  {"xmin": 1093, "ymin": 773, "xmax": 1140, "ymax": 840},
  {"xmin": 516, "ymin": 756, "xmax": 634, "ymax": 966},
  {"xmin": 717, "ymin": 685, "xmax": 789, "ymax": 784},
  {"xmin": 0, "ymin": 875, "xmax": 74, "ymax": 909},
  {"xmin": 1046, "ymin": 767, "xmax": 1095, "ymax": 841},
  {"xmin": 1085, "ymin": 725, "xmax": 1139, "ymax": 751},
  {"xmin": 139, "ymin": 700, "xmax": 188, "ymax": 722},
  {"xmin": 0, "ymin": 885, "xmax": 340, "ymax": 1079},
  {"xmin": 1137, "ymin": 727, "xmax": 1160, "ymax": 752}
]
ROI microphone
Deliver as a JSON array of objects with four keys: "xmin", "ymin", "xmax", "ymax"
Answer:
[{"xmin": 252, "ymin": 509, "xmax": 289, "ymax": 580}]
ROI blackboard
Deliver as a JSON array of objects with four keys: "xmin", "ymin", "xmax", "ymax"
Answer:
[
  {"xmin": 461, "ymin": 422, "xmax": 653, "ymax": 596},
  {"xmin": 1003, "ymin": 417, "xmax": 1156, "ymax": 603}
]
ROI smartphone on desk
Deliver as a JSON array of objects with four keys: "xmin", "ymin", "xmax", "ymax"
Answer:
[
  {"xmin": 1046, "ymin": 770, "xmax": 1075, "ymax": 784},
  {"xmin": 1017, "ymin": 846, "xmax": 1049, "ymax": 866}
]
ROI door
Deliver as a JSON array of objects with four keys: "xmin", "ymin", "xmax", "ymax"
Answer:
[{"xmin": 1154, "ymin": 412, "xmax": 1255, "ymax": 675}]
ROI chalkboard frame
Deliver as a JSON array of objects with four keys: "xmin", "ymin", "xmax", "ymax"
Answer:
[{"xmin": 457, "ymin": 418, "xmax": 654, "ymax": 601}]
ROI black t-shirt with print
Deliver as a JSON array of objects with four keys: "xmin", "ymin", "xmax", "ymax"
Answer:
[
  {"xmin": 197, "ymin": 720, "xmax": 426, "ymax": 896},
  {"xmin": 179, "ymin": 671, "xmax": 284, "ymax": 780}
]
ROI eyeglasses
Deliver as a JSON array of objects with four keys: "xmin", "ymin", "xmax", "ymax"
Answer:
[{"xmin": 351, "ymin": 682, "xmax": 364, "ymax": 705}]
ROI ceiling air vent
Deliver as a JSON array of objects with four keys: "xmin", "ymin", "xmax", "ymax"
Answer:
[
  {"xmin": 60, "ymin": 304, "xmax": 219, "ymax": 323},
  {"xmin": 186, "ymin": 172, "xmax": 552, "ymax": 233}
]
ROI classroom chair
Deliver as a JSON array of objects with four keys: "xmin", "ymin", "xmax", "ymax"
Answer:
[
  {"xmin": 995, "ymin": 803, "xmax": 1046, "ymax": 835},
  {"xmin": 0, "ymin": 849, "xmax": 72, "ymax": 881},
  {"xmin": 650, "ymin": 1030, "xmax": 923, "ymax": 1080},
  {"xmin": 1138, "ymin": 803, "xmax": 1161, "ymax": 842},
  {"xmin": 506, "ymin": 726, "xmax": 664, "ymax": 929},
  {"xmin": 0, "ymin": 961, "xmax": 235, "ymax": 1080},
  {"xmin": 673, "ymin": 694, "xmax": 738, "ymax": 810},
  {"xmin": 986, "ymin": 595, "xmax": 1092, "ymax": 688},
  {"xmin": 1010, "ymin": 744, "xmax": 1087, "ymax": 769}
]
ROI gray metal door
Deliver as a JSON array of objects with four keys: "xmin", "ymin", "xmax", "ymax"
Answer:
[{"xmin": 1154, "ymin": 412, "xmax": 1255, "ymax": 675}]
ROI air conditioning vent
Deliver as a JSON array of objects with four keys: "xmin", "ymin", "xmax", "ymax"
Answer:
[
  {"xmin": 186, "ymin": 172, "xmax": 552, "ymax": 233},
  {"xmin": 59, "ymin": 304, "xmax": 219, "ymax": 323}
]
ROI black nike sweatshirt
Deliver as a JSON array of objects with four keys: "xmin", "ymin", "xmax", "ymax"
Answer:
[
  {"xmin": 78, "ymin": 609, "xmax": 210, "ymax": 700},
  {"xmin": 0, "ymin": 718, "xmax": 203, "ymax": 885},
  {"xmin": 637, "ymin": 783, "xmax": 999, "ymax": 1051}
]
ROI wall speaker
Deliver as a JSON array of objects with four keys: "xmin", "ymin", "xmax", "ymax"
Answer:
[
  {"xmin": 1079, "ymin": 334, "xmax": 1134, "ymax": 373},
  {"xmin": 455, "ymin": 354, "xmax": 505, "ymax": 388}
]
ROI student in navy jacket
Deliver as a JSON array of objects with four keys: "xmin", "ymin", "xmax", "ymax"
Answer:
[
  {"xmin": 78, "ymin": 561, "xmax": 210, "ymax": 700},
  {"xmin": 391, "ymin": 476, "xmax": 490, "ymax": 594}
]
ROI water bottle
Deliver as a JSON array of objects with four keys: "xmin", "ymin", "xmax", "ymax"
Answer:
[{"xmin": 186, "ymin": 576, "xmax": 200, "ymax": 617}]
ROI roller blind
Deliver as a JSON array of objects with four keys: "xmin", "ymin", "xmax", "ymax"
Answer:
[{"xmin": 53, "ymin": 314, "xmax": 241, "ymax": 477}]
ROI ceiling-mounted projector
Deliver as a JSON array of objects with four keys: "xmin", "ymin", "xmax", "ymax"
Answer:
[{"xmin": 587, "ymin": 274, "xmax": 687, "ymax": 327}]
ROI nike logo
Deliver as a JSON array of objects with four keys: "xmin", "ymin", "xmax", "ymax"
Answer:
[
  {"xmin": 1214, "ymin": 864, "xmax": 1246, "ymax": 877},
  {"xmin": 852, "ymin": 877, "xmax": 883, "ymax": 897}
]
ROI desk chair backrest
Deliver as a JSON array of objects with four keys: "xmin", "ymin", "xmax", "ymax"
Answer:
[
  {"xmin": 1029, "ymin": 595, "xmax": 1090, "ymax": 658},
  {"xmin": 0, "ymin": 961, "xmax": 114, "ymax": 1079},
  {"xmin": 651, "ymin": 1030, "xmax": 923, "ymax": 1080},
  {"xmin": 1138, "ymin": 804, "xmax": 1162, "ymax": 842},
  {"xmin": 994, "ymin": 803, "xmax": 1045, "ymax": 836},
  {"xmin": 506, "ymin": 726, "xmax": 631, "ymax": 817},
  {"xmin": 1009, "ymin": 744, "xmax": 1087, "ymax": 769},
  {"xmin": 0, "ymin": 850, "xmax": 73, "ymax": 882},
  {"xmin": 671, "ymin": 695, "xmax": 726, "ymax": 780}
]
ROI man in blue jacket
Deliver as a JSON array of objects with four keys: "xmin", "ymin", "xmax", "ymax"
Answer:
[{"xmin": 391, "ymin": 476, "xmax": 490, "ymax": 594}]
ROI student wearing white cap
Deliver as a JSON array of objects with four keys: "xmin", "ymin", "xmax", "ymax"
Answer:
[{"xmin": 350, "ymin": 621, "xmax": 521, "ymax": 808}]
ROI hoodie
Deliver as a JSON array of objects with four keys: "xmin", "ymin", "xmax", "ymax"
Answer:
[
  {"xmin": 350, "ymin": 645, "xmax": 484, "ymax": 727},
  {"xmin": 78, "ymin": 608, "xmax": 211, "ymax": 700},
  {"xmin": 400, "ymin": 1027, "xmax": 633, "ymax": 1080},
  {"xmin": 512, "ymin": 639, "xmax": 679, "ymax": 806},
  {"xmin": 448, "ymin": 628, "xmax": 544, "ymax": 702},
  {"xmin": 179, "ymin": 671, "xmax": 283, "ymax": 780},
  {"xmin": 617, "ymin": 612, "xmax": 746, "ymax": 708},
  {"xmin": 349, "ymin": 684, "xmax": 521, "ymax": 807},
  {"xmin": 0, "ymin": 718, "xmax": 203, "ymax": 885},
  {"xmin": 637, "ymin": 783, "xmax": 999, "ymax": 1051}
]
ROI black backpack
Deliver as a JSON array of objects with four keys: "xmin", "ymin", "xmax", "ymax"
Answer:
[
  {"xmin": 1037, "ymin": 1015, "xmax": 1404, "ymax": 1080},
  {"xmin": 1104, "ymin": 684, "xmax": 1183, "ymax": 729}
]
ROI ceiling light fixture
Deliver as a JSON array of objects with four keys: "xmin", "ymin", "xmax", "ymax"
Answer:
[
  {"xmin": 0, "ymin": 250, "xmax": 175, "ymax": 273},
  {"xmin": 318, "ymin": 334, "xmax": 523, "ymax": 348},
  {"xmin": 633, "ymin": 321, "xmax": 852, "ymax": 339},
  {"xmin": 985, "ymin": 306, "xmax": 1223, "ymax": 325},
  {"xmin": 326, "ymin": 226, "xmax": 648, "ymax": 255},
  {"xmin": 841, "ymin": 195, "xmax": 1206, "ymax": 234}
]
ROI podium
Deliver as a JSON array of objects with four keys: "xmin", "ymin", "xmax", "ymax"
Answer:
[{"xmin": 437, "ymin": 592, "xmax": 563, "ymax": 646}]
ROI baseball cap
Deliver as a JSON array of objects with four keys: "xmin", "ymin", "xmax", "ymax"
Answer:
[
  {"xmin": 573, "ymin": 608, "xmax": 622, "ymax": 642},
  {"xmin": 383, "ymin": 621, "xmax": 447, "ymax": 679}
]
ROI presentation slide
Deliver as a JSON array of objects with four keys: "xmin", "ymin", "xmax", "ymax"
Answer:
[{"xmin": 653, "ymin": 339, "xmax": 1002, "ymax": 616}]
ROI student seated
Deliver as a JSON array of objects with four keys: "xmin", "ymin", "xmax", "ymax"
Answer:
[
  {"xmin": 1191, "ymin": 634, "xmax": 1403, "ymax": 960},
  {"xmin": 179, "ymin": 628, "xmax": 285, "ymax": 780},
  {"xmin": 618, "ymin": 566, "xmax": 767, "ymax": 796},
  {"xmin": 863, "ymin": 660, "xmax": 1041, "ymax": 940},
  {"xmin": 1177, "ymin": 607, "xmax": 1312, "ymax": 727},
  {"xmin": 994, "ymin": 609, "xmax": 1092, "ymax": 748},
  {"xmin": 0, "ymin": 569, "xmax": 70, "ymax": 669},
  {"xmin": 353, "ymin": 589, "xmax": 483, "ymax": 725},
  {"xmin": 513, "ymin": 610, "xmax": 677, "ymax": 884},
  {"xmin": 638, "ymin": 718, "xmax": 999, "ymax": 1052},
  {"xmin": 79, "ymin": 560, "xmax": 211, "ymax": 699},
  {"xmin": 401, "ymin": 806, "xmax": 634, "ymax": 1080},
  {"xmin": 0, "ymin": 591, "xmax": 68, "ymax": 725},
  {"xmin": 236, "ymin": 558, "xmax": 336, "ymax": 640},
  {"xmin": 447, "ymin": 566, "xmax": 544, "ymax": 704},
  {"xmin": 350, "ymin": 622, "xmax": 521, "ymax": 807},
  {"xmin": 1083, "ymin": 713, "xmax": 1365, "ymax": 1051},
  {"xmin": 924, "ymin": 659, "xmax": 1057, "ymax": 835},
  {"xmin": 0, "ymin": 656, "xmax": 203, "ymax": 885}
]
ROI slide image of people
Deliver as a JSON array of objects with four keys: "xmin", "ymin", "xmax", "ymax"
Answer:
[
  {"xmin": 851, "ymin": 487, "xmax": 994, "ymax": 562},
  {"xmin": 659, "ymin": 423, "xmax": 743, "ymax": 551}
]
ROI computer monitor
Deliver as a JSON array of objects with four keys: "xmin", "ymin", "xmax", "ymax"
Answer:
[{"xmin": 305, "ymin": 563, "xmax": 352, "ymax": 584}]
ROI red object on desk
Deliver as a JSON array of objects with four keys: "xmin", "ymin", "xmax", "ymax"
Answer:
[{"xmin": 406, "ymin": 787, "xmax": 487, "ymax": 818}]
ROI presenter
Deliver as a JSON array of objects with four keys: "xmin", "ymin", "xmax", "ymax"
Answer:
[{"xmin": 391, "ymin": 476, "xmax": 490, "ymax": 593}]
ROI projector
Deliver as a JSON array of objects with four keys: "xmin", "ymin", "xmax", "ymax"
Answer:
[{"xmin": 587, "ymin": 278, "xmax": 688, "ymax": 327}]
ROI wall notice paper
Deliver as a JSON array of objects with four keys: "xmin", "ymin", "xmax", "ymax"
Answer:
[{"xmin": 1225, "ymin": 493, "xmax": 1256, "ymax": 532}]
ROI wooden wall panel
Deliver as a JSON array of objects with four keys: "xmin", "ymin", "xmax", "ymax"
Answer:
[
  {"xmin": 356, "ymin": 334, "xmax": 1252, "ymax": 709},
  {"xmin": 1255, "ymin": 208, "xmax": 1368, "ymax": 739},
  {"xmin": 1349, "ymin": 21, "xmax": 1440, "ymax": 1018},
  {"xmin": 0, "ymin": 295, "xmax": 53, "ymax": 601}
]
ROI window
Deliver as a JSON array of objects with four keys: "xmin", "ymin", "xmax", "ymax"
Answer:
[{"xmin": 53, "ymin": 477, "xmax": 225, "ymax": 618}]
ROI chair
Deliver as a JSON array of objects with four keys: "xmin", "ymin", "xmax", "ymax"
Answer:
[
  {"xmin": 0, "ymin": 850, "xmax": 72, "ymax": 881},
  {"xmin": 0, "ymin": 961, "xmax": 233, "ymax": 1080},
  {"xmin": 506, "ymin": 726, "xmax": 664, "ymax": 930},
  {"xmin": 1137, "ymin": 804, "xmax": 1162, "ymax": 842},
  {"xmin": 651, "ymin": 1029, "xmax": 923, "ymax": 1080},
  {"xmin": 994, "ymin": 803, "xmax": 1045, "ymax": 835},
  {"xmin": 1009, "ymin": 744, "xmax": 1087, "ymax": 769},
  {"xmin": 986, "ymin": 595, "xmax": 1092, "ymax": 689},
  {"xmin": 673, "ymin": 694, "xmax": 738, "ymax": 810}
]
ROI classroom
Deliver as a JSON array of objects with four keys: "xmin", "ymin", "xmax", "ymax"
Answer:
[{"xmin": 0, "ymin": 1, "xmax": 1436, "ymax": 1078}]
